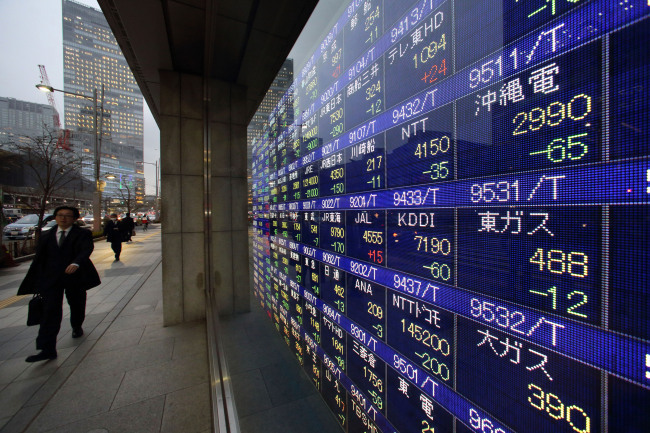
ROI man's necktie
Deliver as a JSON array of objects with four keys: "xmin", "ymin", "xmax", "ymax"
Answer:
[{"xmin": 59, "ymin": 230, "xmax": 66, "ymax": 247}]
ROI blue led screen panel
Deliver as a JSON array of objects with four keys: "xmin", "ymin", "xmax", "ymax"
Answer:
[{"xmin": 251, "ymin": 1, "xmax": 650, "ymax": 432}]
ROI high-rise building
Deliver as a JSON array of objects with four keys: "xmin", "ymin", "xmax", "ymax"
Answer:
[
  {"xmin": 0, "ymin": 97, "xmax": 57, "ymax": 148},
  {"xmin": 247, "ymin": 59, "xmax": 294, "ymax": 209},
  {"xmin": 0, "ymin": 96, "xmax": 95, "ymax": 208},
  {"xmin": 247, "ymin": 59, "xmax": 294, "ymax": 148},
  {"xmin": 62, "ymin": 0, "xmax": 144, "ymax": 205}
]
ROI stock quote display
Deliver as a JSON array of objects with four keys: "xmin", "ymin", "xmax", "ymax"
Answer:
[{"xmin": 250, "ymin": 0, "xmax": 650, "ymax": 432}]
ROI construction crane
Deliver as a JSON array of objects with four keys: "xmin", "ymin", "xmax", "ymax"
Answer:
[{"xmin": 37, "ymin": 64, "xmax": 70, "ymax": 150}]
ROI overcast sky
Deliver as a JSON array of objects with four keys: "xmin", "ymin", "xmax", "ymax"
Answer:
[
  {"xmin": 0, "ymin": 0, "xmax": 347, "ymax": 194},
  {"xmin": 289, "ymin": 0, "xmax": 348, "ymax": 72}
]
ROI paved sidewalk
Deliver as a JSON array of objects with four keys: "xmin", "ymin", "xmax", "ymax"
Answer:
[
  {"xmin": 0, "ymin": 227, "xmax": 211, "ymax": 433},
  {"xmin": 0, "ymin": 225, "xmax": 343, "ymax": 433}
]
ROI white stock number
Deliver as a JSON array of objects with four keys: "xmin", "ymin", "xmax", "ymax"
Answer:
[
  {"xmin": 469, "ymin": 408, "xmax": 506, "ymax": 433},
  {"xmin": 471, "ymin": 298, "xmax": 526, "ymax": 332}
]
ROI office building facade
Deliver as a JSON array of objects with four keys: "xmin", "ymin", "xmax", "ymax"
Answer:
[
  {"xmin": 247, "ymin": 59, "xmax": 294, "ymax": 208},
  {"xmin": 0, "ymin": 96, "xmax": 95, "ymax": 209},
  {"xmin": 62, "ymin": 0, "xmax": 144, "ymax": 206},
  {"xmin": 247, "ymin": 59, "xmax": 294, "ymax": 148},
  {"xmin": 0, "ymin": 97, "xmax": 57, "ymax": 148}
]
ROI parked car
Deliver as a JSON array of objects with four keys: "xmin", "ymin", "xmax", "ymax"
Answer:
[
  {"xmin": 3, "ymin": 214, "xmax": 53, "ymax": 239},
  {"xmin": 41, "ymin": 219, "xmax": 91, "ymax": 233},
  {"xmin": 75, "ymin": 219, "xmax": 92, "ymax": 230},
  {"xmin": 40, "ymin": 220, "xmax": 58, "ymax": 233}
]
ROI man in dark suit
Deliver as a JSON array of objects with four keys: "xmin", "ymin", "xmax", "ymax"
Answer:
[
  {"xmin": 18, "ymin": 206, "xmax": 100, "ymax": 362},
  {"xmin": 104, "ymin": 213, "xmax": 123, "ymax": 260},
  {"xmin": 122, "ymin": 213, "xmax": 135, "ymax": 242}
]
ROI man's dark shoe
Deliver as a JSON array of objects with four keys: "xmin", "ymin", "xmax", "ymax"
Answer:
[
  {"xmin": 72, "ymin": 327, "xmax": 84, "ymax": 338},
  {"xmin": 25, "ymin": 351, "xmax": 57, "ymax": 362}
]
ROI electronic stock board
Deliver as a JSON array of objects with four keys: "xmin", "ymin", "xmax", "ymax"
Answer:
[{"xmin": 250, "ymin": 1, "xmax": 650, "ymax": 432}]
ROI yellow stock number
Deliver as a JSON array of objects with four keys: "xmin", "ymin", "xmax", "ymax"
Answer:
[
  {"xmin": 529, "ymin": 248, "xmax": 588, "ymax": 278},
  {"xmin": 367, "ymin": 301, "xmax": 384, "ymax": 319},
  {"xmin": 363, "ymin": 230, "xmax": 383, "ymax": 244},
  {"xmin": 414, "ymin": 135, "xmax": 450, "ymax": 158},
  {"xmin": 330, "ymin": 167, "xmax": 344, "ymax": 180},
  {"xmin": 366, "ymin": 80, "xmax": 381, "ymax": 101},
  {"xmin": 528, "ymin": 384, "xmax": 591, "ymax": 433},
  {"xmin": 415, "ymin": 235, "xmax": 451, "ymax": 255},
  {"xmin": 412, "ymin": 34, "xmax": 447, "ymax": 69},
  {"xmin": 513, "ymin": 94, "xmax": 592, "ymax": 136},
  {"xmin": 401, "ymin": 319, "xmax": 450, "ymax": 355}
]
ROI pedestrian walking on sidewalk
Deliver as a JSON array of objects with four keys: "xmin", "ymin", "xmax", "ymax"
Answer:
[
  {"xmin": 18, "ymin": 205, "xmax": 100, "ymax": 362},
  {"xmin": 122, "ymin": 213, "xmax": 135, "ymax": 242},
  {"xmin": 104, "ymin": 213, "xmax": 123, "ymax": 261}
]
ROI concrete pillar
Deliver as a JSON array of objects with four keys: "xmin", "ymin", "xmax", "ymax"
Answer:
[{"xmin": 159, "ymin": 70, "xmax": 250, "ymax": 326}]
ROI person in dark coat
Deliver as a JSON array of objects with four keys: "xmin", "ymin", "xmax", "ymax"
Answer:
[
  {"xmin": 103, "ymin": 213, "xmax": 123, "ymax": 261},
  {"xmin": 18, "ymin": 206, "xmax": 100, "ymax": 362},
  {"xmin": 121, "ymin": 213, "xmax": 135, "ymax": 242}
]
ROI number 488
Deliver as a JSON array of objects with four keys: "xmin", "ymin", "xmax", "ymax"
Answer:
[{"xmin": 529, "ymin": 248, "xmax": 588, "ymax": 278}]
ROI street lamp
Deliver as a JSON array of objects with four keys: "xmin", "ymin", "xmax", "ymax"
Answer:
[
  {"xmin": 136, "ymin": 160, "xmax": 159, "ymax": 214},
  {"xmin": 97, "ymin": 173, "xmax": 116, "ymax": 195},
  {"xmin": 37, "ymin": 83, "xmax": 104, "ymax": 231}
]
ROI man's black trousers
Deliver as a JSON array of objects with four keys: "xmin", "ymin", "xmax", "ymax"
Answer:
[
  {"xmin": 35, "ymin": 286, "xmax": 87, "ymax": 352},
  {"xmin": 111, "ymin": 240, "xmax": 122, "ymax": 258}
]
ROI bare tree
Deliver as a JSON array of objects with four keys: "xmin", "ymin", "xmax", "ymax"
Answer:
[
  {"xmin": 117, "ymin": 178, "xmax": 137, "ymax": 216},
  {"xmin": 5, "ymin": 126, "xmax": 86, "ymax": 240}
]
